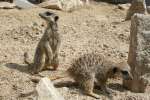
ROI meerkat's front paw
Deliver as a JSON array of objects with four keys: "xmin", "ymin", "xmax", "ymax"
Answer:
[
  {"xmin": 105, "ymin": 88, "xmax": 116, "ymax": 96},
  {"xmin": 86, "ymin": 92, "xmax": 100, "ymax": 99}
]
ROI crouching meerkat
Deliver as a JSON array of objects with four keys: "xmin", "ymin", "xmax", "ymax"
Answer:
[
  {"xmin": 24, "ymin": 11, "xmax": 61, "ymax": 74},
  {"xmin": 57, "ymin": 52, "xmax": 133, "ymax": 99}
]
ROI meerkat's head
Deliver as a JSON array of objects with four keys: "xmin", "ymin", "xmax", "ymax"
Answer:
[
  {"xmin": 112, "ymin": 61, "xmax": 133, "ymax": 80},
  {"xmin": 39, "ymin": 11, "xmax": 59, "ymax": 31}
]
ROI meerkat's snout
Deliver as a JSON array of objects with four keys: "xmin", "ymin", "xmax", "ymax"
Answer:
[
  {"xmin": 121, "ymin": 70, "xmax": 133, "ymax": 80},
  {"xmin": 39, "ymin": 11, "xmax": 59, "ymax": 22},
  {"xmin": 116, "ymin": 61, "xmax": 133, "ymax": 80}
]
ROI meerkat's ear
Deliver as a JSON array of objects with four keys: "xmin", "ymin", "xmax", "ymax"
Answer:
[
  {"xmin": 54, "ymin": 16, "xmax": 59, "ymax": 22},
  {"xmin": 112, "ymin": 67, "xmax": 118, "ymax": 73}
]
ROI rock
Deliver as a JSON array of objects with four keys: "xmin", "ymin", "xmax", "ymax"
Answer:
[
  {"xmin": 14, "ymin": 0, "xmax": 37, "ymax": 9},
  {"xmin": 117, "ymin": 4, "xmax": 130, "ymax": 10},
  {"xmin": 38, "ymin": 0, "xmax": 86, "ymax": 12},
  {"xmin": 125, "ymin": 0, "xmax": 147, "ymax": 20},
  {"xmin": 0, "ymin": 2, "xmax": 16, "ymax": 9},
  {"xmin": 36, "ymin": 77, "xmax": 65, "ymax": 100},
  {"xmin": 38, "ymin": 0, "xmax": 62, "ymax": 10},
  {"xmin": 61, "ymin": 0, "xmax": 84, "ymax": 12},
  {"xmin": 123, "ymin": 14, "xmax": 150, "ymax": 93}
]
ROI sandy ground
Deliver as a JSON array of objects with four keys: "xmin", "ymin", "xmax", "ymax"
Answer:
[{"xmin": 0, "ymin": 1, "xmax": 148, "ymax": 100}]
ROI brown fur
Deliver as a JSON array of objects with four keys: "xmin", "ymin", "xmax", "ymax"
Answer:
[
  {"xmin": 67, "ymin": 52, "xmax": 133, "ymax": 99},
  {"xmin": 24, "ymin": 11, "xmax": 61, "ymax": 74}
]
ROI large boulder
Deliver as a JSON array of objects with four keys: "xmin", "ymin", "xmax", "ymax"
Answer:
[
  {"xmin": 38, "ymin": 0, "xmax": 84, "ymax": 12},
  {"xmin": 123, "ymin": 14, "xmax": 150, "ymax": 92}
]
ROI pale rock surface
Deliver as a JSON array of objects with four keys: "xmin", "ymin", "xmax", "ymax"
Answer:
[
  {"xmin": 60, "ymin": 0, "xmax": 84, "ymax": 12},
  {"xmin": 38, "ymin": 0, "xmax": 84, "ymax": 11},
  {"xmin": 123, "ymin": 14, "xmax": 150, "ymax": 93},
  {"xmin": 36, "ymin": 77, "xmax": 65, "ymax": 100},
  {"xmin": 14, "ymin": 0, "xmax": 37, "ymax": 9},
  {"xmin": 38, "ymin": 0, "xmax": 62, "ymax": 10}
]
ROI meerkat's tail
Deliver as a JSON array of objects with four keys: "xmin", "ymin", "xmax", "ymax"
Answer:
[
  {"xmin": 24, "ymin": 52, "xmax": 32, "ymax": 66},
  {"xmin": 48, "ymin": 70, "xmax": 71, "ymax": 81},
  {"xmin": 30, "ymin": 71, "xmax": 71, "ymax": 83}
]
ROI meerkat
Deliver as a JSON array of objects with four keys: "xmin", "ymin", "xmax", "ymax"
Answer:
[
  {"xmin": 24, "ymin": 11, "xmax": 61, "ymax": 74},
  {"xmin": 54, "ymin": 52, "xmax": 133, "ymax": 99}
]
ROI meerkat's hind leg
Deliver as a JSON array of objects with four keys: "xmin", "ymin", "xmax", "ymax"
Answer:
[
  {"xmin": 83, "ymin": 79, "xmax": 100, "ymax": 99},
  {"xmin": 51, "ymin": 54, "xmax": 59, "ymax": 70},
  {"xmin": 44, "ymin": 42, "xmax": 53, "ymax": 70},
  {"xmin": 32, "ymin": 50, "xmax": 45, "ymax": 74},
  {"xmin": 44, "ymin": 56, "xmax": 52, "ymax": 70},
  {"xmin": 80, "ymin": 75, "xmax": 100, "ymax": 99}
]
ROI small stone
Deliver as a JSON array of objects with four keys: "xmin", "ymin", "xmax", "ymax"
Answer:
[
  {"xmin": 118, "ymin": 4, "xmax": 130, "ymax": 10},
  {"xmin": 103, "ymin": 44, "xmax": 109, "ymax": 48},
  {"xmin": 0, "ymin": 2, "xmax": 16, "ymax": 9}
]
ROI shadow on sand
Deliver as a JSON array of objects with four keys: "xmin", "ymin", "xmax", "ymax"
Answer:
[{"xmin": 5, "ymin": 63, "xmax": 31, "ymax": 74}]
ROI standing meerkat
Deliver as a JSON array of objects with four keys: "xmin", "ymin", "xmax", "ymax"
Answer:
[
  {"xmin": 64, "ymin": 52, "xmax": 133, "ymax": 99},
  {"xmin": 24, "ymin": 11, "xmax": 61, "ymax": 74}
]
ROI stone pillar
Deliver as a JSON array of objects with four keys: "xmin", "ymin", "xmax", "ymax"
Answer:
[
  {"xmin": 123, "ymin": 14, "xmax": 150, "ymax": 92},
  {"xmin": 125, "ymin": 0, "xmax": 147, "ymax": 20}
]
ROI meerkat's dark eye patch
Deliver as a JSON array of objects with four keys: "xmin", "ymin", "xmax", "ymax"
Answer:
[
  {"xmin": 121, "ymin": 71, "xmax": 128, "ymax": 75},
  {"xmin": 45, "ymin": 11, "xmax": 53, "ymax": 16}
]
